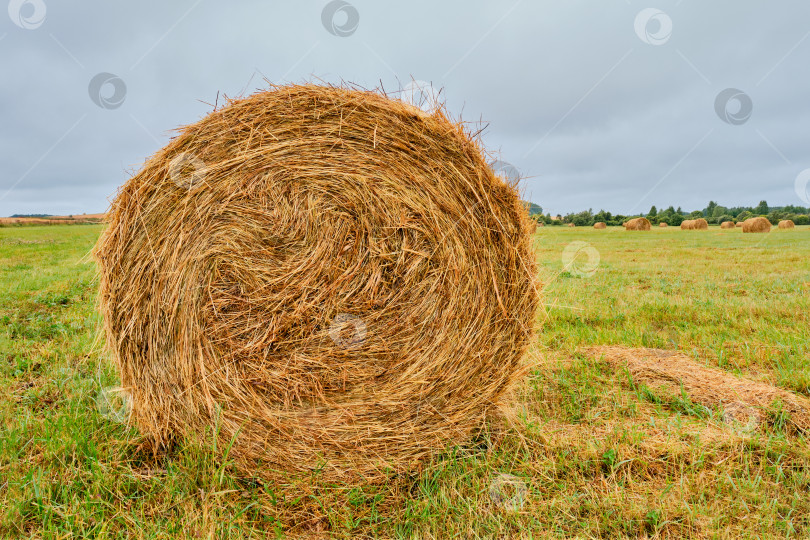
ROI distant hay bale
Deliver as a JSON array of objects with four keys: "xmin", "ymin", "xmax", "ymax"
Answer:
[
  {"xmin": 94, "ymin": 84, "xmax": 540, "ymax": 482},
  {"xmin": 588, "ymin": 346, "xmax": 810, "ymax": 432},
  {"xmin": 681, "ymin": 218, "xmax": 708, "ymax": 230},
  {"xmin": 778, "ymin": 220, "xmax": 795, "ymax": 229},
  {"xmin": 593, "ymin": 222, "xmax": 606, "ymax": 229},
  {"xmin": 736, "ymin": 222, "xmax": 743, "ymax": 227},
  {"xmin": 658, "ymin": 222, "xmax": 668, "ymax": 228},
  {"xmin": 567, "ymin": 223, "xmax": 575, "ymax": 227},
  {"xmin": 720, "ymin": 221, "xmax": 735, "ymax": 229},
  {"xmin": 742, "ymin": 217, "xmax": 771, "ymax": 233},
  {"xmin": 624, "ymin": 217, "xmax": 651, "ymax": 231}
]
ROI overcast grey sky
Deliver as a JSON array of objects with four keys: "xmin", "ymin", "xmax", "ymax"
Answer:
[{"xmin": 2, "ymin": 0, "xmax": 809, "ymax": 217}]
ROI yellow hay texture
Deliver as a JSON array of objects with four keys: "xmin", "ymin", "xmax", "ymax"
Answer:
[
  {"xmin": 720, "ymin": 221, "xmax": 736, "ymax": 229},
  {"xmin": 593, "ymin": 222, "xmax": 606, "ymax": 229},
  {"xmin": 624, "ymin": 217, "xmax": 651, "ymax": 231},
  {"xmin": 681, "ymin": 218, "xmax": 708, "ymax": 230},
  {"xmin": 588, "ymin": 347, "xmax": 810, "ymax": 431},
  {"xmin": 658, "ymin": 222, "xmax": 668, "ymax": 227},
  {"xmin": 742, "ymin": 217, "xmax": 771, "ymax": 233},
  {"xmin": 778, "ymin": 220, "xmax": 795, "ymax": 229},
  {"xmin": 94, "ymin": 84, "xmax": 540, "ymax": 481}
]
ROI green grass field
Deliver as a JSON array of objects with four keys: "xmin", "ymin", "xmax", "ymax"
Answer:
[{"xmin": 1, "ymin": 224, "xmax": 809, "ymax": 538}]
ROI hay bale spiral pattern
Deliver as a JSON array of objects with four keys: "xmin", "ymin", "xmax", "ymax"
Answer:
[{"xmin": 94, "ymin": 85, "xmax": 539, "ymax": 480}]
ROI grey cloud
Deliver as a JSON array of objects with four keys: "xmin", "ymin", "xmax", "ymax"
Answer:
[{"xmin": 1, "ymin": 0, "xmax": 809, "ymax": 217}]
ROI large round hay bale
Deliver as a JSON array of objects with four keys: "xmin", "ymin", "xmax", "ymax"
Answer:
[
  {"xmin": 720, "ymin": 221, "xmax": 735, "ymax": 229},
  {"xmin": 778, "ymin": 219, "xmax": 795, "ymax": 229},
  {"xmin": 658, "ymin": 222, "xmax": 668, "ymax": 227},
  {"xmin": 93, "ymin": 85, "xmax": 539, "ymax": 481},
  {"xmin": 681, "ymin": 218, "xmax": 707, "ymax": 230},
  {"xmin": 593, "ymin": 222, "xmax": 606, "ymax": 229},
  {"xmin": 624, "ymin": 217, "xmax": 651, "ymax": 231},
  {"xmin": 742, "ymin": 217, "xmax": 771, "ymax": 233}
]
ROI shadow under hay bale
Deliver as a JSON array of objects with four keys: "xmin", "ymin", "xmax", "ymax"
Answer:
[
  {"xmin": 587, "ymin": 346, "xmax": 810, "ymax": 432},
  {"xmin": 94, "ymin": 84, "xmax": 540, "ymax": 482}
]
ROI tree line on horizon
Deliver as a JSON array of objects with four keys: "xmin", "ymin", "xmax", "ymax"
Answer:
[{"xmin": 525, "ymin": 201, "xmax": 810, "ymax": 227}]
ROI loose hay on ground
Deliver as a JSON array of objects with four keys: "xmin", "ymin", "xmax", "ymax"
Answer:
[
  {"xmin": 94, "ymin": 84, "xmax": 540, "ymax": 482},
  {"xmin": 588, "ymin": 346, "xmax": 810, "ymax": 432}
]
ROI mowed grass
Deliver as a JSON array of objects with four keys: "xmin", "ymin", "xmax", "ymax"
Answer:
[{"xmin": 1, "ymin": 224, "xmax": 809, "ymax": 538}]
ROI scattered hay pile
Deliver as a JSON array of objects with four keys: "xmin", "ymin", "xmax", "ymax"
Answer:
[
  {"xmin": 681, "ymin": 218, "xmax": 708, "ymax": 230},
  {"xmin": 94, "ymin": 84, "xmax": 540, "ymax": 481},
  {"xmin": 720, "ymin": 221, "xmax": 736, "ymax": 229},
  {"xmin": 593, "ymin": 222, "xmax": 606, "ymax": 229},
  {"xmin": 658, "ymin": 222, "xmax": 668, "ymax": 228},
  {"xmin": 778, "ymin": 220, "xmax": 795, "ymax": 229},
  {"xmin": 588, "ymin": 347, "xmax": 810, "ymax": 432},
  {"xmin": 529, "ymin": 221, "xmax": 538, "ymax": 233},
  {"xmin": 624, "ymin": 217, "xmax": 651, "ymax": 231},
  {"xmin": 742, "ymin": 217, "xmax": 771, "ymax": 233}
]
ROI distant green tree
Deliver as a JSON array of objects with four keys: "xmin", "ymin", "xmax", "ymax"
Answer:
[
  {"xmin": 755, "ymin": 200, "xmax": 769, "ymax": 215},
  {"xmin": 648, "ymin": 206, "xmax": 658, "ymax": 217},
  {"xmin": 676, "ymin": 207, "xmax": 683, "ymax": 215},
  {"xmin": 705, "ymin": 201, "xmax": 718, "ymax": 217},
  {"xmin": 689, "ymin": 210, "xmax": 703, "ymax": 219}
]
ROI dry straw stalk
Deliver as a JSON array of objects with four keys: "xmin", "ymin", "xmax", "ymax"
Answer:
[{"xmin": 93, "ymin": 84, "xmax": 540, "ymax": 482}]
